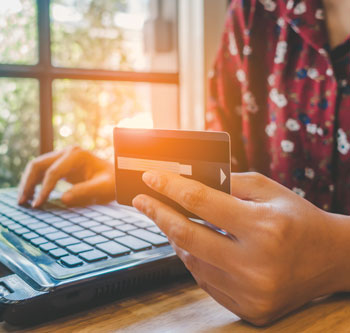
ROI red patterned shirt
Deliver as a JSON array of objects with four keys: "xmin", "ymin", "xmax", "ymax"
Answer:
[{"xmin": 207, "ymin": 0, "xmax": 350, "ymax": 214}]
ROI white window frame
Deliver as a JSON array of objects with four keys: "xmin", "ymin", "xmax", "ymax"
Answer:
[{"xmin": 178, "ymin": 0, "xmax": 227, "ymax": 130}]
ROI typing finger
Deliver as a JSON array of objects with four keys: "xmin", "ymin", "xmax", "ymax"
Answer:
[
  {"xmin": 18, "ymin": 150, "xmax": 63, "ymax": 204},
  {"xmin": 32, "ymin": 149, "xmax": 80, "ymax": 207}
]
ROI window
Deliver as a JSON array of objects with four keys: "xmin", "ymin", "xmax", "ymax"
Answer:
[{"xmin": 0, "ymin": 0, "xmax": 179, "ymax": 188}]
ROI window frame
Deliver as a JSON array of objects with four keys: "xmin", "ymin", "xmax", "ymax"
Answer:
[
  {"xmin": 178, "ymin": 0, "xmax": 227, "ymax": 130},
  {"xmin": 0, "ymin": 0, "xmax": 179, "ymax": 154}
]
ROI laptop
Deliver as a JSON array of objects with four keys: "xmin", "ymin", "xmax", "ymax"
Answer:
[{"xmin": 0, "ymin": 188, "xmax": 189, "ymax": 327}]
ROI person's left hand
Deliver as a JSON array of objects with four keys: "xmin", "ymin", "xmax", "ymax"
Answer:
[{"xmin": 132, "ymin": 171, "xmax": 350, "ymax": 326}]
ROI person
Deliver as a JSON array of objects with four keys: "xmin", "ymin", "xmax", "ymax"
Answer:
[{"xmin": 17, "ymin": 0, "xmax": 350, "ymax": 326}]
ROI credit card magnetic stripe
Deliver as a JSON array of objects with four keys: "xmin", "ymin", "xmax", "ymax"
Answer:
[{"xmin": 117, "ymin": 157, "xmax": 192, "ymax": 176}]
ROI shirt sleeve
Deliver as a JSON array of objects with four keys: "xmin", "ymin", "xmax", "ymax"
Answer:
[{"xmin": 206, "ymin": 1, "xmax": 248, "ymax": 171}]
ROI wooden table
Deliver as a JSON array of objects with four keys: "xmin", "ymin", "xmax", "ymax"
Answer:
[{"xmin": 1, "ymin": 280, "xmax": 350, "ymax": 332}]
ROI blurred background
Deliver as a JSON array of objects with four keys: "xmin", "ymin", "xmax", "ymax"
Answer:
[{"xmin": 0, "ymin": 0, "xmax": 228, "ymax": 188}]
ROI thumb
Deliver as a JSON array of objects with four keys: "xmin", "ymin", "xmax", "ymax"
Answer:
[{"xmin": 61, "ymin": 176, "xmax": 114, "ymax": 206}]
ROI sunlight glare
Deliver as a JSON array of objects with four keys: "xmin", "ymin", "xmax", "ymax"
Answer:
[
  {"xmin": 0, "ymin": 0, "xmax": 22, "ymax": 15},
  {"xmin": 117, "ymin": 112, "xmax": 153, "ymax": 129}
]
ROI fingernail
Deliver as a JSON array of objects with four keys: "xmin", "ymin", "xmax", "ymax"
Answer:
[
  {"xmin": 18, "ymin": 195, "xmax": 25, "ymax": 205},
  {"xmin": 142, "ymin": 171, "xmax": 157, "ymax": 187},
  {"xmin": 61, "ymin": 192, "xmax": 73, "ymax": 204},
  {"xmin": 132, "ymin": 195, "xmax": 145, "ymax": 211},
  {"xmin": 32, "ymin": 199, "xmax": 40, "ymax": 208}
]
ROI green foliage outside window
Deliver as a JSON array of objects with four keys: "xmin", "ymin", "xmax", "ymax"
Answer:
[{"xmin": 0, "ymin": 0, "xmax": 151, "ymax": 188}]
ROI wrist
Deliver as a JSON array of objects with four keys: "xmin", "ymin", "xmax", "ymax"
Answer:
[{"xmin": 321, "ymin": 211, "xmax": 350, "ymax": 295}]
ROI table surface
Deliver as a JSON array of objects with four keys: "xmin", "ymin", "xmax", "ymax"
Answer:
[{"xmin": 1, "ymin": 280, "xmax": 350, "ymax": 333}]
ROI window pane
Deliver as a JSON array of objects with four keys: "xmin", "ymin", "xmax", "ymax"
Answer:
[
  {"xmin": 0, "ymin": 0, "xmax": 38, "ymax": 65},
  {"xmin": 53, "ymin": 79, "xmax": 178, "ymax": 160},
  {"xmin": 51, "ymin": 0, "xmax": 178, "ymax": 72},
  {"xmin": 0, "ymin": 78, "xmax": 39, "ymax": 188}
]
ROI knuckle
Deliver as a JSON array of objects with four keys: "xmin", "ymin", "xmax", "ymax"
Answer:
[
  {"xmin": 247, "ymin": 172, "xmax": 267, "ymax": 187},
  {"xmin": 27, "ymin": 159, "xmax": 39, "ymax": 173},
  {"xmin": 45, "ymin": 167, "xmax": 60, "ymax": 181},
  {"xmin": 181, "ymin": 185, "xmax": 207, "ymax": 211},
  {"xmin": 155, "ymin": 174, "xmax": 169, "ymax": 193},
  {"xmin": 256, "ymin": 205, "xmax": 292, "ymax": 250},
  {"xmin": 172, "ymin": 222, "xmax": 194, "ymax": 250},
  {"xmin": 144, "ymin": 202, "xmax": 158, "ymax": 222}
]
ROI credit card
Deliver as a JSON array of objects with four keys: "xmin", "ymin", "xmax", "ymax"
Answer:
[{"xmin": 113, "ymin": 128, "xmax": 231, "ymax": 217}]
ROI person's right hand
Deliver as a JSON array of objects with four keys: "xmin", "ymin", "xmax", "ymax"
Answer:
[{"xmin": 18, "ymin": 146, "xmax": 115, "ymax": 208}]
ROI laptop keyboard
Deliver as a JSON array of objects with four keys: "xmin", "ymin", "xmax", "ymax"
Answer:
[{"xmin": 0, "ymin": 191, "xmax": 169, "ymax": 268}]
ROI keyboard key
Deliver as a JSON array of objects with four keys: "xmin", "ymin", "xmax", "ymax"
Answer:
[
  {"xmin": 54, "ymin": 221, "xmax": 74, "ymax": 229},
  {"xmin": 70, "ymin": 216, "xmax": 90, "ymax": 223},
  {"xmin": 121, "ymin": 216, "xmax": 140, "ymax": 223},
  {"xmin": 117, "ymin": 224, "xmax": 137, "ymax": 232},
  {"xmin": 55, "ymin": 237, "xmax": 80, "ymax": 247},
  {"xmin": 13, "ymin": 227, "xmax": 30, "ymax": 235},
  {"xmin": 116, "ymin": 236, "xmax": 152, "ymax": 251},
  {"xmin": 84, "ymin": 235, "xmax": 108, "ymax": 245},
  {"xmin": 36, "ymin": 226, "xmax": 57, "ymax": 235},
  {"xmin": 132, "ymin": 221, "xmax": 154, "ymax": 228},
  {"xmin": 6, "ymin": 223, "xmax": 23, "ymax": 231},
  {"xmin": 22, "ymin": 232, "xmax": 39, "ymax": 240},
  {"xmin": 89, "ymin": 205, "xmax": 129, "ymax": 219},
  {"xmin": 70, "ymin": 207, "xmax": 92, "ymax": 214},
  {"xmin": 103, "ymin": 220, "xmax": 123, "ymax": 227},
  {"xmin": 80, "ymin": 211, "xmax": 100, "ymax": 218},
  {"xmin": 35, "ymin": 213, "xmax": 54, "ymax": 219},
  {"xmin": 72, "ymin": 230, "xmax": 96, "ymax": 239},
  {"xmin": 97, "ymin": 241, "xmax": 130, "ymax": 257},
  {"xmin": 80, "ymin": 220, "xmax": 100, "ymax": 228},
  {"xmin": 59, "ymin": 212, "xmax": 80, "ymax": 219},
  {"xmin": 18, "ymin": 217, "xmax": 38, "ymax": 224},
  {"xmin": 92, "ymin": 215, "xmax": 112, "ymax": 222},
  {"xmin": 147, "ymin": 226, "xmax": 162, "ymax": 234},
  {"xmin": 26, "ymin": 222, "xmax": 48, "ymax": 230},
  {"xmin": 40, "ymin": 216, "xmax": 64, "ymax": 224},
  {"xmin": 46, "ymin": 231, "xmax": 69, "ymax": 241},
  {"xmin": 39, "ymin": 242, "xmax": 57, "ymax": 252},
  {"xmin": 62, "ymin": 225, "xmax": 84, "ymax": 233},
  {"xmin": 79, "ymin": 249, "xmax": 108, "ymax": 263},
  {"xmin": 129, "ymin": 230, "xmax": 169, "ymax": 246},
  {"xmin": 101, "ymin": 230, "xmax": 125, "ymax": 239},
  {"xmin": 0, "ymin": 218, "xmax": 15, "ymax": 227},
  {"xmin": 90, "ymin": 225, "xmax": 112, "ymax": 233},
  {"xmin": 31, "ymin": 237, "xmax": 48, "ymax": 246},
  {"xmin": 49, "ymin": 248, "xmax": 68, "ymax": 259},
  {"xmin": 60, "ymin": 255, "xmax": 83, "ymax": 267},
  {"xmin": 67, "ymin": 243, "xmax": 93, "ymax": 254}
]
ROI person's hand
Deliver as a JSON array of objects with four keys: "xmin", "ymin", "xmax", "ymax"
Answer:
[
  {"xmin": 132, "ymin": 171, "xmax": 350, "ymax": 326},
  {"xmin": 18, "ymin": 146, "xmax": 115, "ymax": 208}
]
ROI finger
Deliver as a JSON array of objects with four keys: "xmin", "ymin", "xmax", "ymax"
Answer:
[
  {"xmin": 18, "ymin": 150, "xmax": 64, "ymax": 205},
  {"xmin": 62, "ymin": 173, "xmax": 115, "ymax": 206},
  {"xmin": 32, "ymin": 150, "xmax": 80, "ymax": 207},
  {"xmin": 141, "ymin": 171, "xmax": 256, "ymax": 235},
  {"xmin": 133, "ymin": 194, "xmax": 245, "ymax": 272},
  {"xmin": 230, "ymin": 172, "xmax": 283, "ymax": 201}
]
